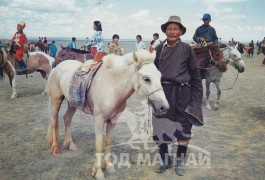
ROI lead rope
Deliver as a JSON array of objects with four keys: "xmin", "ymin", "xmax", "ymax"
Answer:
[{"xmin": 221, "ymin": 72, "xmax": 239, "ymax": 90}]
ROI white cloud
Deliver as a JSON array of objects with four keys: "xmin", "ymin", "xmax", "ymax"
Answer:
[
  {"xmin": 128, "ymin": 9, "xmax": 149, "ymax": 20},
  {"xmin": 223, "ymin": 14, "xmax": 246, "ymax": 20}
]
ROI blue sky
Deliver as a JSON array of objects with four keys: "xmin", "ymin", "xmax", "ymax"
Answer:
[{"xmin": 0, "ymin": 0, "xmax": 264, "ymax": 42}]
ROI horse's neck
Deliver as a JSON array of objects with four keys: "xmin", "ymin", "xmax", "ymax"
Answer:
[
  {"xmin": 222, "ymin": 48, "xmax": 230, "ymax": 59},
  {"xmin": 95, "ymin": 64, "xmax": 136, "ymax": 102}
]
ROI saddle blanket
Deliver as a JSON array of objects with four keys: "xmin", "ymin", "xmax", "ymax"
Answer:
[{"xmin": 68, "ymin": 61, "xmax": 103, "ymax": 114}]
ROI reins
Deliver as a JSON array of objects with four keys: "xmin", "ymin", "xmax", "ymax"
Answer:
[{"xmin": 221, "ymin": 72, "xmax": 239, "ymax": 91}]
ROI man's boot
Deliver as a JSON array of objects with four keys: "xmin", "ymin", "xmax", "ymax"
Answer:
[
  {"xmin": 17, "ymin": 60, "xmax": 28, "ymax": 74},
  {"xmin": 175, "ymin": 144, "xmax": 188, "ymax": 176},
  {"xmin": 155, "ymin": 143, "xmax": 171, "ymax": 173}
]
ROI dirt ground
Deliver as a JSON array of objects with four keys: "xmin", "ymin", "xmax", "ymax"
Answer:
[{"xmin": 0, "ymin": 52, "xmax": 265, "ymax": 180}]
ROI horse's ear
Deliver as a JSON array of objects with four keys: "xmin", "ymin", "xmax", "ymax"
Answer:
[
  {"xmin": 235, "ymin": 43, "xmax": 238, "ymax": 49},
  {"xmin": 60, "ymin": 44, "xmax": 64, "ymax": 49},
  {"xmin": 133, "ymin": 52, "xmax": 138, "ymax": 63}
]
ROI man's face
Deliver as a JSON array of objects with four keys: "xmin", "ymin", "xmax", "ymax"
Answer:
[
  {"xmin": 153, "ymin": 35, "xmax": 157, "ymax": 40},
  {"xmin": 203, "ymin": 19, "xmax": 211, "ymax": 25},
  {"xmin": 165, "ymin": 23, "xmax": 182, "ymax": 43},
  {"xmin": 17, "ymin": 25, "xmax": 22, "ymax": 31}
]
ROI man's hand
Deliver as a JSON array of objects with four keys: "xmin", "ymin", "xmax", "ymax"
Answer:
[{"xmin": 200, "ymin": 38, "xmax": 205, "ymax": 42}]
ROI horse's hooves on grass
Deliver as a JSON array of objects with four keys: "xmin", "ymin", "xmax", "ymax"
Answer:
[
  {"xmin": 42, "ymin": 91, "xmax": 47, "ymax": 96},
  {"xmin": 11, "ymin": 94, "xmax": 17, "ymax": 99},
  {"xmin": 95, "ymin": 173, "xmax": 105, "ymax": 180},
  {"xmin": 63, "ymin": 141, "xmax": 77, "ymax": 151},
  {"xmin": 52, "ymin": 149, "xmax": 60, "ymax": 155},
  {"xmin": 106, "ymin": 165, "xmax": 116, "ymax": 173},
  {"xmin": 206, "ymin": 105, "xmax": 211, "ymax": 110}
]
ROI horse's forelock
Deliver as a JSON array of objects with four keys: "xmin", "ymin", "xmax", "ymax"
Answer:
[{"xmin": 135, "ymin": 50, "xmax": 156, "ymax": 64}]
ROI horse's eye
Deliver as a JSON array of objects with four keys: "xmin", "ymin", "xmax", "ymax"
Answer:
[{"xmin": 143, "ymin": 77, "xmax": 151, "ymax": 83}]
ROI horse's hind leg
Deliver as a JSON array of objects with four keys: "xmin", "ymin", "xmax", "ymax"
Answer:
[
  {"xmin": 63, "ymin": 105, "xmax": 77, "ymax": 150},
  {"xmin": 214, "ymin": 81, "xmax": 221, "ymax": 109},
  {"xmin": 47, "ymin": 96, "xmax": 64, "ymax": 155},
  {"xmin": 206, "ymin": 80, "xmax": 211, "ymax": 109}
]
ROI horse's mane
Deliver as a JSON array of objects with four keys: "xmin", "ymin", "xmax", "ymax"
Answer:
[{"xmin": 102, "ymin": 49, "xmax": 156, "ymax": 69}]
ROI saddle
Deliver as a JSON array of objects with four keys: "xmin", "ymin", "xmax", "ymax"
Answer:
[{"xmin": 68, "ymin": 52, "xmax": 106, "ymax": 114}]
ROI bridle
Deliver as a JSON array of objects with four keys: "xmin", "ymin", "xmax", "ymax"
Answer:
[{"xmin": 136, "ymin": 62, "xmax": 163, "ymax": 97}]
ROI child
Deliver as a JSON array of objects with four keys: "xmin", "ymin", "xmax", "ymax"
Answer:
[{"xmin": 49, "ymin": 41, "xmax": 57, "ymax": 59}]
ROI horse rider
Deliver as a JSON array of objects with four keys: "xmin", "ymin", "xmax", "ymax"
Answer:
[
  {"xmin": 193, "ymin": 13, "xmax": 218, "ymax": 46},
  {"xmin": 10, "ymin": 21, "xmax": 28, "ymax": 71}
]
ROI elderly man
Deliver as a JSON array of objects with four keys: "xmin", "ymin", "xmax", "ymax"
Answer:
[{"xmin": 153, "ymin": 15, "xmax": 203, "ymax": 176}]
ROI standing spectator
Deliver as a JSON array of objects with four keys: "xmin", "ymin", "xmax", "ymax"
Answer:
[
  {"xmin": 149, "ymin": 40, "xmax": 155, "ymax": 53},
  {"xmin": 152, "ymin": 33, "xmax": 161, "ymax": 49},
  {"xmin": 107, "ymin": 34, "xmax": 124, "ymax": 55},
  {"xmin": 248, "ymin": 40, "xmax": 254, "ymax": 58},
  {"xmin": 49, "ymin": 41, "xmax": 57, "ymax": 59},
  {"xmin": 193, "ymin": 13, "xmax": 218, "ymax": 45},
  {"xmin": 153, "ymin": 15, "xmax": 203, "ymax": 176},
  {"xmin": 10, "ymin": 21, "xmax": 27, "ymax": 71},
  {"xmin": 219, "ymin": 38, "xmax": 222, "ymax": 44},
  {"xmin": 38, "ymin": 37, "xmax": 42, "ymax": 44},
  {"xmin": 82, "ymin": 21, "xmax": 105, "ymax": 56},
  {"xmin": 69, "ymin": 37, "xmax": 77, "ymax": 49},
  {"xmin": 231, "ymin": 38, "xmax": 235, "ymax": 46},
  {"xmin": 136, "ymin": 35, "xmax": 145, "ymax": 51}
]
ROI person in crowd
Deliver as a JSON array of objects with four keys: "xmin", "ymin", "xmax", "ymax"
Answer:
[
  {"xmin": 149, "ymin": 40, "xmax": 155, "ymax": 53},
  {"xmin": 81, "ymin": 21, "xmax": 105, "ymax": 56},
  {"xmin": 136, "ymin": 35, "xmax": 145, "ymax": 51},
  {"xmin": 153, "ymin": 15, "xmax": 203, "ymax": 176},
  {"xmin": 10, "ymin": 21, "xmax": 27, "ymax": 71},
  {"xmin": 107, "ymin": 34, "xmax": 124, "ymax": 55},
  {"xmin": 49, "ymin": 41, "xmax": 57, "ymax": 59},
  {"xmin": 152, "ymin": 33, "xmax": 161, "ymax": 49},
  {"xmin": 69, "ymin": 37, "xmax": 77, "ymax": 49}
]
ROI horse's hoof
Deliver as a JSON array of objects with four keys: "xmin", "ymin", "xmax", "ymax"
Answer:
[
  {"xmin": 95, "ymin": 172, "xmax": 105, "ymax": 180},
  {"xmin": 214, "ymin": 104, "xmax": 219, "ymax": 110},
  {"xmin": 106, "ymin": 164, "xmax": 116, "ymax": 173},
  {"xmin": 63, "ymin": 141, "xmax": 77, "ymax": 150},
  {"xmin": 51, "ymin": 148, "xmax": 60, "ymax": 155},
  {"xmin": 206, "ymin": 105, "xmax": 211, "ymax": 110},
  {"xmin": 11, "ymin": 94, "xmax": 17, "ymax": 99}
]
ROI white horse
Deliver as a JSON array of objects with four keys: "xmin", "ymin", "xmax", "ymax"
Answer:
[
  {"xmin": 46, "ymin": 50, "xmax": 169, "ymax": 180},
  {"xmin": 205, "ymin": 43, "xmax": 245, "ymax": 109}
]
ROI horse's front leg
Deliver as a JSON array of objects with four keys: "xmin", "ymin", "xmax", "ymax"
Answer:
[
  {"xmin": 103, "ymin": 121, "xmax": 116, "ymax": 173},
  {"xmin": 5, "ymin": 64, "xmax": 17, "ymax": 99},
  {"xmin": 92, "ymin": 117, "xmax": 105, "ymax": 180},
  {"xmin": 10, "ymin": 75, "xmax": 17, "ymax": 99},
  {"xmin": 214, "ymin": 81, "xmax": 221, "ymax": 109},
  {"xmin": 63, "ymin": 105, "xmax": 77, "ymax": 150},
  {"xmin": 205, "ymin": 80, "xmax": 211, "ymax": 110}
]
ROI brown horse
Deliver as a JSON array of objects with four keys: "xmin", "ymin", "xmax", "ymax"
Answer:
[
  {"xmin": 193, "ymin": 43, "xmax": 227, "ymax": 73},
  {"xmin": 53, "ymin": 45, "xmax": 94, "ymax": 67},
  {"xmin": 0, "ymin": 45, "xmax": 54, "ymax": 98},
  {"xmin": 193, "ymin": 43, "xmax": 228, "ymax": 109},
  {"xmin": 35, "ymin": 42, "xmax": 50, "ymax": 54}
]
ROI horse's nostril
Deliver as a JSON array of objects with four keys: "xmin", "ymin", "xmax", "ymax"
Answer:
[{"xmin": 159, "ymin": 106, "xmax": 166, "ymax": 112}]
